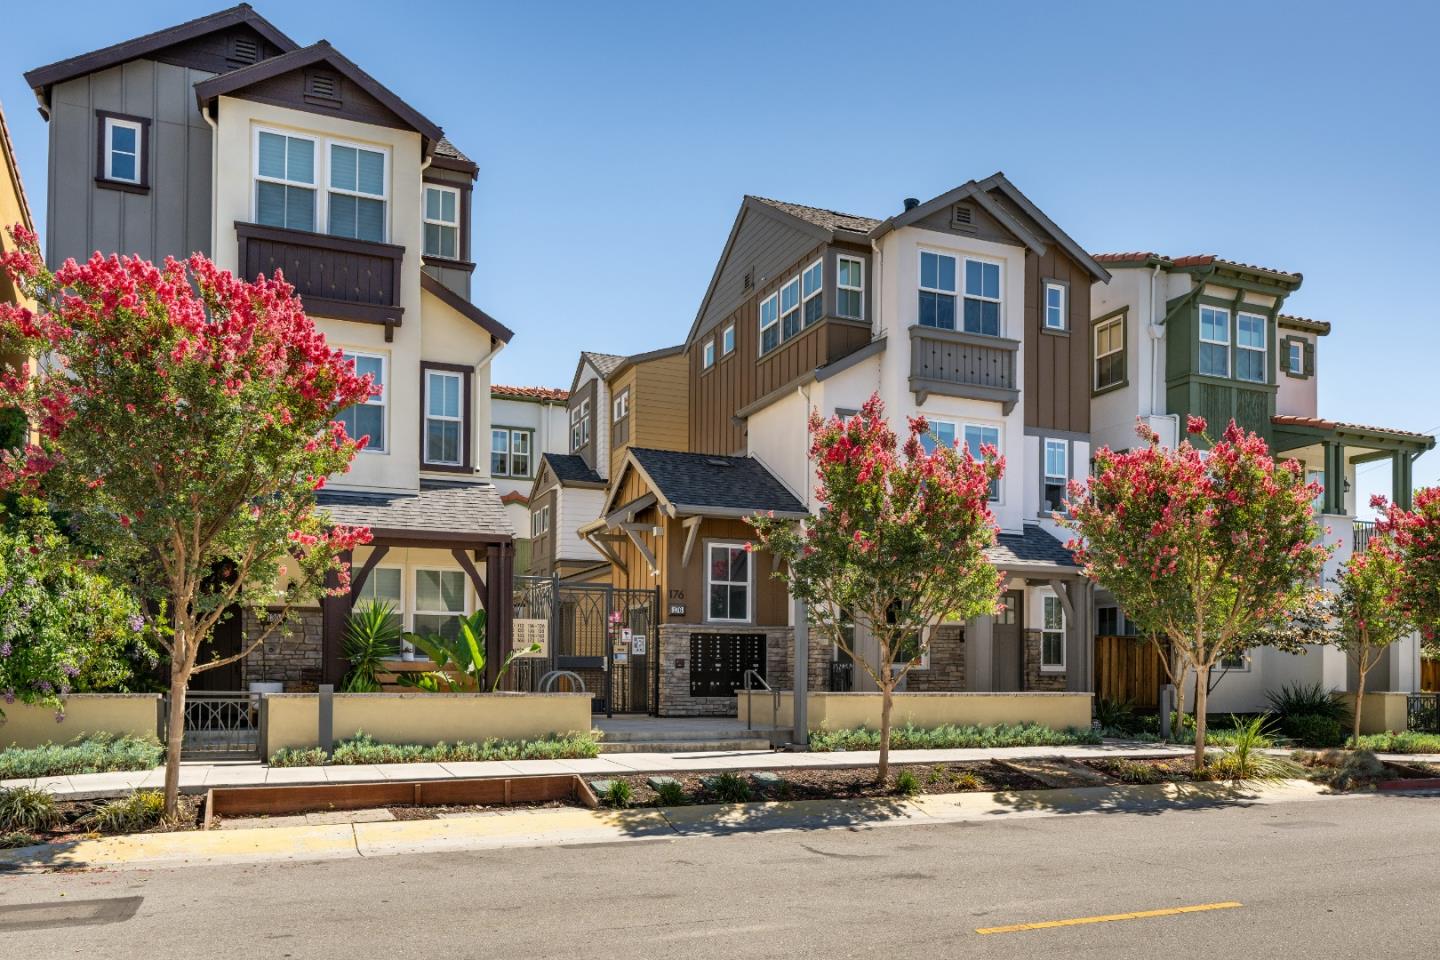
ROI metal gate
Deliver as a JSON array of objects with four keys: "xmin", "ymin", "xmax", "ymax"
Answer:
[
  {"xmin": 162, "ymin": 692, "xmax": 265, "ymax": 760},
  {"xmin": 512, "ymin": 576, "xmax": 659, "ymax": 716},
  {"xmin": 1409, "ymin": 693, "xmax": 1440, "ymax": 733}
]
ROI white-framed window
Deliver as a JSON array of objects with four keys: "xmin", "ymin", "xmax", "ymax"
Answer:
[
  {"xmin": 1042, "ymin": 594, "xmax": 1065, "ymax": 671},
  {"xmin": 1307, "ymin": 468, "xmax": 1326, "ymax": 515},
  {"xmin": 918, "ymin": 250, "xmax": 957, "ymax": 330},
  {"xmin": 702, "ymin": 339, "xmax": 715, "ymax": 369},
  {"xmin": 570, "ymin": 399, "xmax": 590, "ymax": 451},
  {"xmin": 424, "ymin": 369, "xmax": 464, "ymax": 466},
  {"xmin": 779, "ymin": 276, "xmax": 802, "ymax": 341},
  {"xmin": 837, "ymin": 256, "xmax": 864, "ymax": 320},
  {"xmin": 491, "ymin": 427, "xmax": 531, "ymax": 477},
  {"xmin": 1199, "ymin": 305, "xmax": 1231, "ymax": 377},
  {"xmin": 328, "ymin": 140, "xmax": 388, "ymax": 242},
  {"xmin": 1288, "ymin": 340, "xmax": 1304, "ymax": 375},
  {"xmin": 102, "ymin": 116, "xmax": 143, "ymax": 184},
  {"xmin": 423, "ymin": 184, "xmax": 461, "ymax": 259},
  {"xmin": 1044, "ymin": 439, "xmax": 1068, "ymax": 509},
  {"xmin": 1094, "ymin": 315, "xmax": 1125, "ymax": 390},
  {"xmin": 705, "ymin": 542, "xmax": 751, "ymax": 623},
  {"xmin": 918, "ymin": 418, "xmax": 958, "ymax": 454},
  {"xmin": 355, "ymin": 567, "xmax": 403, "ymax": 632},
  {"xmin": 1044, "ymin": 281, "xmax": 1067, "ymax": 331},
  {"xmin": 255, "ymin": 129, "xmax": 317, "ymax": 232},
  {"xmin": 1236, "ymin": 312, "xmax": 1267, "ymax": 383},
  {"xmin": 758, "ymin": 293, "xmax": 780, "ymax": 355},
  {"xmin": 963, "ymin": 257, "xmax": 1002, "ymax": 336},
  {"xmin": 613, "ymin": 390, "xmax": 629, "ymax": 421},
  {"xmin": 339, "ymin": 351, "xmax": 386, "ymax": 452},
  {"xmin": 413, "ymin": 569, "xmax": 469, "ymax": 641},
  {"xmin": 918, "ymin": 419, "xmax": 999, "ymax": 500},
  {"xmin": 802, "ymin": 259, "xmax": 823, "ymax": 327},
  {"xmin": 531, "ymin": 504, "xmax": 550, "ymax": 536},
  {"xmin": 1219, "ymin": 648, "xmax": 1250, "ymax": 671},
  {"xmin": 721, "ymin": 323, "xmax": 735, "ymax": 356}
]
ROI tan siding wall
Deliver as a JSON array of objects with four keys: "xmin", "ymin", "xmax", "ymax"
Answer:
[
  {"xmin": 607, "ymin": 366, "xmax": 638, "ymax": 481},
  {"xmin": 1024, "ymin": 246, "xmax": 1094, "ymax": 433},
  {"xmin": 633, "ymin": 353, "xmax": 689, "ymax": 453}
]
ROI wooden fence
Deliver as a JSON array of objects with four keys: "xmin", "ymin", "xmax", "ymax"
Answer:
[
  {"xmin": 1095, "ymin": 635, "xmax": 1166, "ymax": 709},
  {"xmin": 1424, "ymin": 659, "xmax": 1439, "ymax": 693}
]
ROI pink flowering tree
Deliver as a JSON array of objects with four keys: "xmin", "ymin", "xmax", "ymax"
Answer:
[
  {"xmin": 1373, "ymin": 487, "xmax": 1440, "ymax": 648},
  {"xmin": 748, "ymin": 395, "xmax": 1003, "ymax": 782},
  {"xmin": 1062, "ymin": 417, "xmax": 1329, "ymax": 771},
  {"xmin": 0, "ymin": 227, "xmax": 372, "ymax": 814},
  {"xmin": 1330, "ymin": 535, "xmax": 1414, "ymax": 743}
]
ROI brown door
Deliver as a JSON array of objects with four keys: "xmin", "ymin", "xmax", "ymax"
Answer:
[
  {"xmin": 189, "ymin": 606, "xmax": 243, "ymax": 691},
  {"xmin": 992, "ymin": 589, "xmax": 1024, "ymax": 691}
]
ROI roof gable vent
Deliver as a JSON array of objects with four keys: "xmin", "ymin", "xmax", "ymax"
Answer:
[
  {"xmin": 304, "ymin": 70, "xmax": 342, "ymax": 107},
  {"xmin": 951, "ymin": 204, "xmax": 974, "ymax": 228},
  {"xmin": 226, "ymin": 35, "xmax": 261, "ymax": 68},
  {"xmin": 743, "ymin": 267, "xmax": 754, "ymax": 292}
]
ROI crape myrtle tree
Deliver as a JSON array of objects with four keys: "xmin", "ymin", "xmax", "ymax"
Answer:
[
  {"xmin": 0, "ymin": 227, "xmax": 372, "ymax": 814},
  {"xmin": 1330, "ymin": 534, "xmax": 1414, "ymax": 743},
  {"xmin": 1061, "ymin": 417, "xmax": 1329, "ymax": 771},
  {"xmin": 749, "ymin": 395, "xmax": 1004, "ymax": 782},
  {"xmin": 1373, "ymin": 487, "xmax": 1440, "ymax": 648}
]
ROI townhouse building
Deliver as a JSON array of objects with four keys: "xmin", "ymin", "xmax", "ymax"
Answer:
[
  {"xmin": 489, "ymin": 384, "xmax": 569, "ymax": 571},
  {"xmin": 1090, "ymin": 253, "xmax": 1435, "ymax": 711},
  {"xmin": 24, "ymin": 4, "xmax": 519, "ymax": 690}
]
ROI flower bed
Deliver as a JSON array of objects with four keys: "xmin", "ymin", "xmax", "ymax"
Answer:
[
  {"xmin": 808, "ymin": 722, "xmax": 1100, "ymax": 752},
  {"xmin": 267, "ymin": 730, "xmax": 600, "ymax": 767},
  {"xmin": 0, "ymin": 734, "xmax": 163, "ymax": 780}
]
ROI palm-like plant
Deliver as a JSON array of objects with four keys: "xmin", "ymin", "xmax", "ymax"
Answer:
[
  {"xmin": 402, "ymin": 609, "xmax": 540, "ymax": 692},
  {"xmin": 1209, "ymin": 715, "xmax": 1304, "ymax": 783},
  {"xmin": 342, "ymin": 600, "xmax": 401, "ymax": 692}
]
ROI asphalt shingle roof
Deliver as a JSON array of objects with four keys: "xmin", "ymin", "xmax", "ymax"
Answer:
[
  {"xmin": 984, "ymin": 525, "xmax": 1077, "ymax": 570},
  {"xmin": 434, "ymin": 135, "xmax": 472, "ymax": 164},
  {"xmin": 317, "ymin": 480, "xmax": 513, "ymax": 537},
  {"xmin": 629, "ymin": 448, "xmax": 805, "ymax": 514},
  {"xmin": 582, "ymin": 351, "xmax": 627, "ymax": 378},
  {"xmin": 543, "ymin": 453, "xmax": 604, "ymax": 486},
  {"xmin": 749, "ymin": 196, "xmax": 881, "ymax": 235}
]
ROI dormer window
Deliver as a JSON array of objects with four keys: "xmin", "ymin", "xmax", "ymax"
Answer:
[{"xmin": 423, "ymin": 185, "xmax": 461, "ymax": 259}]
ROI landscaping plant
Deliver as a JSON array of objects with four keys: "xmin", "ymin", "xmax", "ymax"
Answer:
[
  {"xmin": 653, "ymin": 781, "xmax": 687, "ymax": 806},
  {"xmin": 893, "ymin": 769, "xmax": 920, "ymax": 797},
  {"xmin": 603, "ymin": 780, "xmax": 633, "ymax": 809},
  {"xmin": 708, "ymin": 772, "xmax": 752, "ymax": 803},
  {"xmin": 0, "ymin": 229, "xmax": 374, "ymax": 816},
  {"xmin": 341, "ymin": 600, "xmax": 402, "ymax": 692},
  {"xmin": 750, "ymin": 395, "xmax": 1003, "ymax": 782},
  {"xmin": 0, "ymin": 734, "xmax": 163, "ymax": 780},
  {"xmin": 1207, "ymin": 715, "xmax": 1303, "ymax": 783},
  {"xmin": 79, "ymin": 790, "xmax": 167, "ymax": 833},
  {"xmin": 808, "ymin": 721, "xmax": 1100, "ymax": 753},
  {"xmin": 1330, "ymin": 532, "xmax": 1418, "ymax": 744},
  {"xmin": 0, "ymin": 785, "xmax": 61, "ymax": 832},
  {"xmin": 1266, "ymin": 682, "xmax": 1351, "ymax": 748},
  {"xmin": 1062, "ymin": 417, "xmax": 1329, "ymax": 772},
  {"xmin": 1372, "ymin": 487, "xmax": 1440, "ymax": 646},
  {"xmin": 402, "ymin": 609, "xmax": 540, "ymax": 691}
]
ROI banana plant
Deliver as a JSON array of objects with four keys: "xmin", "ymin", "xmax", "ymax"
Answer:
[{"xmin": 401, "ymin": 608, "xmax": 541, "ymax": 692}]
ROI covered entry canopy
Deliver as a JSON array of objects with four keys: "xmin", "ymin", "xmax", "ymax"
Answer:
[
  {"xmin": 1272, "ymin": 416, "xmax": 1435, "ymax": 511},
  {"xmin": 317, "ymin": 479, "xmax": 516, "ymax": 686}
]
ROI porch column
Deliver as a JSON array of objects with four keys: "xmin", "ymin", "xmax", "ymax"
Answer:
[
  {"xmin": 483, "ymin": 541, "xmax": 515, "ymax": 689},
  {"xmin": 1393, "ymin": 450, "xmax": 1414, "ymax": 510},
  {"xmin": 966, "ymin": 614, "xmax": 995, "ymax": 692},
  {"xmin": 320, "ymin": 549, "xmax": 353, "ymax": 686},
  {"xmin": 792, "ymin": 595, "xmax": 809, "ymax": 749},
  {"xmin": 1323, "ymin": 441, "xmax": 1346, "ymax": 515}
]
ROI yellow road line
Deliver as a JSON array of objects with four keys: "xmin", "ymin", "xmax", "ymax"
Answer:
[{"xmin": 975, "ymin": 901, "xmax": 1242, "ymax": 935}]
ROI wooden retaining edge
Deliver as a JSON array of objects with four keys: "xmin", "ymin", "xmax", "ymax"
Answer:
[
  {"xmin": 1377, "ymin": 777, "xmax": 1440, "ymax": 792},
  {"xmin": 202, "ymin": 774, "xmax": 596, "ymax": 828}
]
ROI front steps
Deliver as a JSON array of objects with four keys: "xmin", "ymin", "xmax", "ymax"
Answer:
[{"xmin": 593, "ymin": 718, "xmax": 788, "ymax": 753}]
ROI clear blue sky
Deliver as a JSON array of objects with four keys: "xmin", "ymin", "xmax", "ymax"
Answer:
[{"xmin": 3, "ymin": 1, "xmax": 1437, "ymax": 511}]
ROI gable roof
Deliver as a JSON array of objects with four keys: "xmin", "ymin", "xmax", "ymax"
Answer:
[
  {"xmin": 1277, "ymin": 314, "xmax": 1331, "ymax": 337},
  {"xmin": 25, "ymin": 4, "xmax": 299, "ymax": 108},
  {"xmin": 194, "ymin": 41, "xmax": 443, "ymax": 149},
  {"xmin": 583, "ymin": 351, "xmax": 627, "ymax": 378},
  {"xmin": 541, "ymin": 452, "xmax": 604, "ymax": 487},
  {"xmin": 607, "ymin": 343, "xmax": 685, "ymax": 381},
  {"xmin": 0, "ymin": 100, "xmax": 33, "ymax": 233},
  {"xmin": 492, "ymin": 384, "xmax": 568, "ymax": 402},
  {"xmin": 420, "ymin": 272, "xmax": 512, "ymax": 344},
  {"xmin": 605, "ymin": 448, "xmax": 807, "ymax": 520},
  {"xmin": 1094, "ymin": 251, "xmax": 1302, "ymax": 287},
  {"xmin": 749, "ymin": 196, "xmax": 881, "ymax": 236},
  {"xmin": 868, "ymin": 173, "xmax": 1110, "ymax": 283},
  {"xmin": 432, "ymin": 136, "xmax": 477, "ymax": 177}
]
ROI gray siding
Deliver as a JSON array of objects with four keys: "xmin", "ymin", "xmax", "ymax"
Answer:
[
  {"xmin": 47, "ymin": 59, "xmax": 214, "ymax": 268},
  {"xmin": 694, "ymin": 207, "xmax": 822, "ymax": 341}
]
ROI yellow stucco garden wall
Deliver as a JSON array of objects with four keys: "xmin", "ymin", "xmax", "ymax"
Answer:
[
  {"xmin": 738, "ymin": 691, "xmax": 1093, "ymax": 732},
  {"xmin": 0, "ymin": 694, "xmax": 160, "ymax": 749},
  {"xmin": 1344, "ymin": 692, "xmax": 1411, "ymax": 735}
]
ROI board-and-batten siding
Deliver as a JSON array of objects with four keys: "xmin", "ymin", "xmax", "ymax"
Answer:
[
  {"xmin": 48, "ymin": 60, "xmax": 214, "ymax": 269},
  {"xmin": 1024, "ymin": 245, "xmax": 1094, "ymax": 433},
  {"xmin": 695, "ymin": 206, "xmax": 830, "ymax": 340},
  {"xmin": 633, "ymin": 353, "xmax": 689, "ymax": 449},
  {"xmin": 555, "ymin": 486, "xmax": 605, "ymax": 563}
]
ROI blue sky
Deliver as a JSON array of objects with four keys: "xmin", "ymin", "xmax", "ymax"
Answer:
[{"xmin": 3, "ymin": 1, "xmax": 1437, "ymax": 511}]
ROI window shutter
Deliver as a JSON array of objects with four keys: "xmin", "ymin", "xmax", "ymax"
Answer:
[{"xmin": 1303, "ymin": 341, "xmax": 1315, "ymax": 377}]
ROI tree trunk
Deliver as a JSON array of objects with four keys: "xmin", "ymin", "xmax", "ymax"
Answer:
[
  {"xmin": 163, "ymin": 660, "xmax": 188, "ymax": 818},
  {"xmin": 1352, "ymin": 684, "xmax": 1365, "ymax": 747},
  {"xmin": 878, "ymin": 680, "xmax": 893, "ymax": 784},
  {"xmin": 1191, "ymin": 665, "xmax": 1210, "ymax": 773}
]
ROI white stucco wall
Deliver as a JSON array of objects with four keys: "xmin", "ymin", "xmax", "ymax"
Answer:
[
  {"xmin": 490, "ymin": 394, "xmax": 568, "ymax": 534},
  {"xmin": 1275, "ymin": 329, "xmax": 1319, "ymax": 418}
]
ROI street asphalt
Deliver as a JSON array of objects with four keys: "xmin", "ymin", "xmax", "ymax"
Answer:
[{"xmin": 0, "ymin": 791, "xmax": 1436, "ymax": 958}]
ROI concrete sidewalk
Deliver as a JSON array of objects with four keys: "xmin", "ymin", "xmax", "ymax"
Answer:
[
  {"xmin": 0, "ymin": 777, "xmax": 1342, "ymax": 873},
  {"xmin": 4, "ymin": 741, "xmax": 1194, "ymax": 800}
]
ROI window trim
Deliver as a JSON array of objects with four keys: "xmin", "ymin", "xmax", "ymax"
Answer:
[
  {"xmin": 801, "ymin": 258, "xmax": 823, "ymax": 328},
  {"xmin": 420, "ymin": 361, "xmax": 472, "ymax": 472},
  {"xmin": 421, "ymin": 182, "xmax": 463, "ymax": 261},
  {"xmin": 836, "ymin": 255, "xmax": 865, "ymax": 321},
  {"xmin": 96, "ymin": 112, "xmax": 148, "ymax": 190},
  {"xmin": 491, "ymin": 426, "xmax": 533, "ymax": 478},
  {"xmin": 758, "ymin": 292, "xmax": 780, "ymax": 356},
  {"xmin": 918, "ymin": 248, "xmax": 958, "ymax": 331},
  {"xmin": 253, "ymin": 126, "xmax": 319, "ymax": 233},
  {"xmin": 1041, "ymin": 594, "xmax": 1066, "ymax": 672},
  {"xmin": 704, "ymin": 540, "xmax": 753, "ymax": 624},
  {"xmin": 1043, "ymin": 279, "xmax": 1068, "ymax": 332},
  {"xmin": 778, "ymin": 275, "xmax": 802, "ymax": 341},
  {"xmin": 702, "ymin": 339, "xmax": 715, "ymax": 370},
  {"xmin": 1093, "ymin": 311, "xmax": 1127, "ymax": 393},
  {"xmin": 1235, "ymin": 311, "xmax": 1268, "ymax": 384},
  {"xmin": 1198, "ymin": 304, "xmax": 1232, "ymax": 379},
  {"xmin": 325, "ymin": 136, "xmax": 391, "ymax": 243},
  {"xmin": 962, "ymin": 255, "xmax": 1004, "ymax": 336},
  {"xmin": 612, "ymin": 389, "xmax": 630, "ymax": 422},
  {"xmin": 721, "ymin": 323, "xmax": 735, "ymax": 357},
  {"xmin": 340, "ymin": 350, "xmax": 388, "ymax": 454},
  {"xmin": 410, "ymin": 567, "xmax": 472, "ymax": 652},
  {"xmin": 531, "ymin": 503, "xmax": 551, "ymax": 537},
  {"xmin": 570, "ymin": 398, "xmax": 591, "ymax": 452},
  {"xmin": 1287, "ymin": 339, "xmax": 1304, "ymax": 376}
]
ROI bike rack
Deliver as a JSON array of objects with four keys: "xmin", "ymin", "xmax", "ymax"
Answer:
[{"xmin": 539, "ymin": 670, "xmax": 587, "ymax": 693}]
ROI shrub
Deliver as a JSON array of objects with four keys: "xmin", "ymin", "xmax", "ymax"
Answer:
[
  {"xmin": 708, "ymin": 772, "xmax": 751, "ymax": 803},
  {"xmin": 1206, "ymin": 716, "xmax": 1304, "ymax": 783},
  {"xmin": 1284, "ymin": 713, "xmax": 1347, "ymax": 749},
  {"xmin": 0, "ymin": 830, "xmax": 38, "ymax": 849},
  {"xmin": 926, "ymin": 764, "xmax": 948, "ymax": 785},
  {"xmin": 266, "ymin": 746, "xmax": 328, "ymax": 768},
  {"xmin": 653, "ymin": 781, "xmax": 687, "ymax": 806},
  {"xmin": 950, "ymin": 771, "xmax": 984, "ymax": 791},
  {"xmin": 79, "ymin": 791, "xmax": 166, "ymax": 833},
  {"xmin": 1350, "ymin": 731, "xmax": 1440, "ymax": 754},
  {"xmin": 0, "ymin": 785, "xmax": 62, "ymax": 832},
  {"xmin": 267, "ymin": 730, "xmax": 601, "ymax": 767},
  {"xmin": 808, "ymin": 722, "xmax": 1100, "ymax": 753},
  {"xmin": 603, "ymin": 780, "xmax": 633, "ymax": 809},
  {"xmin": 1102, "ymin": 759, "xmax": 1166, "ymax": 785},
  {"xmin": 0, "ymin": 734, "xmax": 163, "ymax": 780},
  {"xmin": 893, "ymin": 769, "xmax": 920, "ymax": 796},
  {"xmin": 1094, "ymin": 698, "xmax": 1137, "ymax": 735},
  {"xmin": 1267, "ymin": 681, "xmax": 1351, "ymax": 723}
]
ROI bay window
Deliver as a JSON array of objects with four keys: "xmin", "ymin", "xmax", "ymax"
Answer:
[
  {"xmin": 1236, "ymin": 312, "xmax": 1267, "ymax": 383},
  {"xmin": 1199, "ymin": 306, "xmax": 1230, "ymax": 377},
  {"xmin": 423, "ymin": 184, "xmax": 461, "ymax": 259},
  {"xmin": 837, "ymin": 256, "xmax": 864, "ymax": 320}
]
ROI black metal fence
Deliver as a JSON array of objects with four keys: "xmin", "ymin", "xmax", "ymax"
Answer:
[
  {"xmin": 828, "ymin": 660, "xmax": 854, "ymax": 692},
  {"xmin": 1408, "ymin": 693, "xmax": 1440, "ymax": 733}
]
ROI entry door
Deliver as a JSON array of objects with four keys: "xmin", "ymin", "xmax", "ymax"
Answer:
[{"xmin": 992, "ymin": 590, "xmax": 1024, "ymax": 692}]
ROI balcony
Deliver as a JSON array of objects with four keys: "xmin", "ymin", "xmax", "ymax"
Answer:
[
  {"xmin": 908, "ymin": 325, "xmax": 1020, "ymax": 412},
  {"xmin": 234, "ymin": 222, "xmax": 405, "ymax": 333},
  {"xmin": 1354, "ymin": 520, "xmax": 1378, "ymax": 553}
]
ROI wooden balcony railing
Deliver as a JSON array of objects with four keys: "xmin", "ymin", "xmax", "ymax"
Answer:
[
  {"xmin": 908, "ymin": 325, "xmax": 1020, "ymax": 412},
  {"xmin": 235, "ymin": 222, "xmax": 405, "ymax": 332}
]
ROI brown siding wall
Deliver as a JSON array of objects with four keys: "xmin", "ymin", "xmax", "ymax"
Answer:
[
  {"xmin": 569, "ymin": 378, "xmax": 598, "ymax": 471},
  {"xmin": 1024, "ymin": 246, "xmax": 1093, "ymax": 433},
  {"xmin": 525, "ymin": 486, "xmax": 558, "ymax": 576},
  {"xmin": 607, "ymin": 366, "xmax": 638, "ymax": 481},
  {"xmin": 633, "ymin": 352, "xmax": 689, "ymax": 454}
]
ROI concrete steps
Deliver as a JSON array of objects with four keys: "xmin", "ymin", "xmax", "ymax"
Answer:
[
  {"xmin": 593, "ymin": 720, "xmax": 786, "ymax": 754},
  {"xmin": 598, "ymin": 737, "xmax": 777, "ymax": 754}
]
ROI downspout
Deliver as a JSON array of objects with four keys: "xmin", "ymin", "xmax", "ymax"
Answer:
[
  {"xmin": 202, "ymin": 103, "xmax": 220, "ymax": 259},
  {"xmin": 1147, "ymin": 263, "xmax": 1163, "ymax": 418}
]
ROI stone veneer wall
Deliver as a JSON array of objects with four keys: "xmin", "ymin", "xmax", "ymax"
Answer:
[
  {"xmin": 240, "ymin": 606, "xmax": 325, "ymax": 691},
  {"xmin": 1024, "ymin": 629, "xmax": 1067, "ymax": 691},
  {"xmin": 902, "ymin": 624, "xmax": 966, "ymax": 692},
  {"xmin": 657, "ymin": 624, "xmax": 795, "ymax": 717}
]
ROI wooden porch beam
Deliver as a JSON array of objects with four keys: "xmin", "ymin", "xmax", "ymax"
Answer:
[
  {"xmin": 348, "ymin": 544, "xmax": 391, "ymax": 607},
  {"xmin": 621, "ymin": 522, "xmax": 661, "ymax": 575},
  {"xmin": 586, "ymin": 532, "xmax": 628, "ymax": 573},
  {"xmin": 451, "ymin": 547, "xmax": 487, "ymax": 598},
  {"xmin": 680, "ymin": 516, "xmax": 702, "ymax": 567}
]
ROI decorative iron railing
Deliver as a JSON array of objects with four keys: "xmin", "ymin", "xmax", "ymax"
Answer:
[
  {"xmin": 1354, "ymin": 520, "xmax": 1379, "ymax": 553},
  {"xmin": 828, "ymin": 660, "xmax": 854, "ymax": 692},
  {"xmin": 163, "ymin": 691, "xmax": 265, "ymax": 760},
  {"xmin": 1408, "ymin": 693, "xmax": 1440, "ymax": 734}
]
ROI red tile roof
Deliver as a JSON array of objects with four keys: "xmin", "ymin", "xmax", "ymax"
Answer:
[
  {"xmin": 500, "ymin": 490, "xmax": 530, "ymax": 506},
  {"xmin": 492, "ymin": 384, "xmax": 568, "ymax": 402},
  {"xmin": 1272, "ymin": 415, "xmax": 1435, "ymax": 443},
  {"xmin": 1092, "ymin": 251, "xmax": 1164, "ymax": 263},
  {"xmin": 1091, "ymin": 251, "xmax": 1301, "ymax": 282}
]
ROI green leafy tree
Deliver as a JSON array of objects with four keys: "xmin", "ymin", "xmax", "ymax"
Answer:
[
  {"xmin": 0, "ymin": 498, "xmax": 149, "ymax": 715},
  {"xmin": 0, "ymin": 227, "xmax": 373, "ymax": 814},
  {"xmin": 1331, "ymin": 536, "xmax": 1415, "ymax": 743},
  {"xmin": 1062, "ymin": 417, "xmax": 1329, "ymax": 771},
  {"xmin": 749, "ymin": 395, "xmax": 1004, "ymax": 782}
]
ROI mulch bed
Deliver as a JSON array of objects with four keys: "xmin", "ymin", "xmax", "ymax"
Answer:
[
  {"xmin": 2, "ymin": 795, "xmax": 202, "ymax": 848},
  {"xmin": 386, "ymin": 799, "xmax": 568, "ymax": 820}
]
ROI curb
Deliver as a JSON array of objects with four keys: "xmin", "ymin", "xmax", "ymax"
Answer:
[{"xmin": 1377, "ymin": 777, "xmax": 1440, "ymax": 792}]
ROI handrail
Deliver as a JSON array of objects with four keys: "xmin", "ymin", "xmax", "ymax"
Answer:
[{"xmin": 742, "ymin": 669, "xmax": 778, "ymax": 733}]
